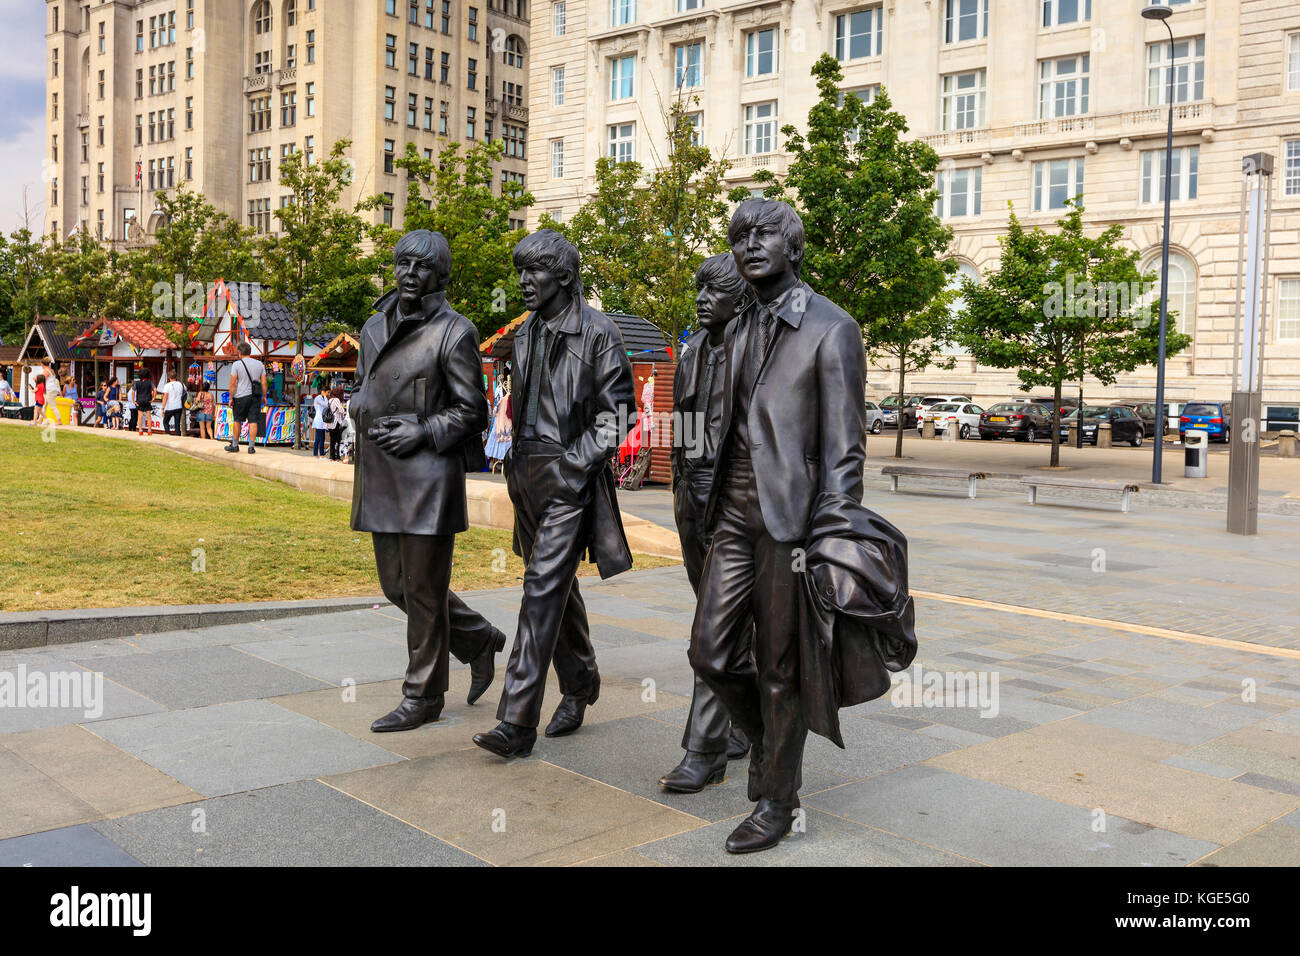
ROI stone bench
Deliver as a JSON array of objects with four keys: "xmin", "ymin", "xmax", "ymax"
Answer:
[
  {"xmin": 881, "ymin": 465, "xmax": 989, "ymax": 500},
  {"xmin": 1021, "ymin": 476, "xmax": 1141, "ymax": 513}
]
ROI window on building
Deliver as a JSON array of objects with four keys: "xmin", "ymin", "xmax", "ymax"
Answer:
[
  {"xmin": 608, "ymin": 122, "xmax": 634, "ymax": 163},
  {"xmin": 282, "ymin": 91, "xmax": 297, "ymax": 126},
  {"xmin": 385, "ymin": 34, "xmax": 397, "ymax": 68},
  {"xmin": 51, "ymin": 134, "xmax": 57, "ymax": 162},
  {"xmin": 97, "ymin": 69, "xmax": 105, "ymax": 99},
  {"xmin": 675, "ymin": 41, "xmax": 703, "ymax": 89},
  {"xmin": 408, "ymin": 42, "xmax": 419, "ymax": 74},
  {"xmin": 135, "ymin": 69, "xmax": 143, "ymax": 99},
  {"xmin": 553, "ymin": 1, "xmax": 566, "ymax": 35},
  {"xmin": 425, "ymin": 0, "xmax": 436, "ymax": 28},
  {"xmin": 609, "ymin": 55, "xmax": 634, "ymax": 99},
  {"xmin": 442, "ymin": 0, "xmax": 452, "ymax": 34},
  {"xmin": 305, "ymin": 135, "xmax": 315, "ymax": 164},
  {"xmin": 503, "ymin": 80, "xmax": 524, "ymax": 105},
  {"xmin": 941, "ymin": 69, "xmax": 986, "ymax": 130},
  {"xmin": 505, "ymin": 36, "xmax": 524, "ymax": 68},
  {"xmin": 407, "ymin": 92, "xmax": 418, "ymax": 126},
  {"xmin": 186, "ymin": 47, "xmax": 194, "ymax": 79},
  {"xmin": 185, "ymin": 96, "xmax": 194, "ymax": 129},
  {"xmin": 136, "ymin": 19, "xmax": 144, "ymax": 52},
  {"xmin": 82, "ymin": 175, "xmax": 89, "ymax": 205},
  {"xmin": 1289, "ymin": 33, "xmax": 1300, "ymax": 92},
  {"xmin": 610, "ymin": 0, "xmax": 634, "ymax": 27},
  {"xmin": 469, "ymin": 7, "xmax": 478, "ymax": 41},
  {"xmin": 552, "ymin": 65, "xmax": 565, "ymax": 105},
  {"xmin": 185, "ymin": 146, "xmax": 193, "ymax": 179},
  {"xmin": 1032, "ymin": 157, "xmax": 1085, "ymax": 211},
  {"xmin": 97, "ymin": 162, "xmax": 104, "ymax": 192},
  {"xmin": 441, "ymin": 52, "xmax": 450, "ymax": 83},
  {"xmin": 1140, "ymin": 146, "xmax": 1198, "ymax": 203},
  {"xmin": 51, "ymin": 177, "xmax": 58, "ymax": 208},
  {"xmin": 1278, "ymin": 278, "xmax": 1300, "ymax": 340},
  {"xmin": 306, "ymin": 82, "xmax": 316, "ymax": 117},
  {"xmin": 835, "ymin": 7, "xmax": 883, "ymax": 61},
  {"xmin": 936, "ymin": 166, "xmax": 982, "ymax": 217},
  {"xmin": 743, "ymin": 101, "xmax": 777, "ymax": 154},
  {"xmin": 468, "ymin": 58, "xmax": 477, "ymax": 88},
  {"xmin": 384, "ymin": 139, "xmax": 395, "ymax": 173},
  {"xmin": 551, "ymin": 138, "xmax": 564, "ymax": 177},
  {"xmin": 1041, "ymin": 0, "xmax": 1090, "ymax": 27},
  {"xmin": 1039, "ymin": 54, "xmax": 1089, "ymax": 118},
  {"xmin": 944, "ymin": 0, "xmax": 987, "ymax": 43},
  {"xmin": 745, "ymin": 28, "xmax": 777, "ymax": 76},
  {"xmin": 466, "ymin": 106, "xmax": 477, "ymax": 139},
  {"xmin": 410, "ymin": 0, "xmax": 419, "ymax": 22},
  {"xmin": 135, "ymin": 114, "xmax": 142, "ymax": 144},
  {"xmin": 1146, "ymin": 36, "xmax": 1204, "ymax": 105},
  {"xmin": 386, "ymin": 0, "xmax": 397, "ymax": 14},
  {"xmin": 51, "ymin": 92, "xmax": 57, "ymax": 120},
  {"xmin": 254, "ymin": 1, "xmax": 272, "ymax": 35},
  {"xmin": 1285, "ymin": 139, "xmax": 1300, "ymax": 197},
  {"xmin": 439, "ymin": 100, "xmax": 448, "ymax": 134},
  {"xmin": 286, "ymin": 43, "xmax": 297, "ymax": 69},
  {"xmin": 254, "ymin": 51, "xmax": 273, "ymax": 75},
  {"xmin": 306, "ymin": 30, "xmax": 316, "ymax": 63},
  {"xmin": 504, "ymin": 123, "xmax": 525, "ymax": 157},
  {"xmin": 249, "ymin": 147, "xmax": 272, "ymax": 181},
  {"xmin": 424, "ymin": 96, "xmax": 434, "ymax": 129},
  {"xmin": 384, "ymin": 86, "xmax": 396, "ymax": 120},
  {"xmin": 1142, "ymin": 250, "xmax": 1196, "ymax": 336}
]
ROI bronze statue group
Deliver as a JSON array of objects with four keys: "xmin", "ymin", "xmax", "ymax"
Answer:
[{"xmin": 349, "ymin": 200, "xmax": 916, "ymax": 856}]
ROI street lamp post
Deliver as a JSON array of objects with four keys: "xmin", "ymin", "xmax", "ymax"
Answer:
[{"xmin": 1142, "ymin": 3, "xmax": 1176, "ymax": 483}]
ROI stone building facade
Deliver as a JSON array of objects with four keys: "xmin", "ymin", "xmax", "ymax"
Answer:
[
  {"xmin": 526, "ymin": 0, "xmax": 1300, "ymax": 414},
  {"xmin": 44, "ymin": 0, "xmax": 530, "ymax": 244}
]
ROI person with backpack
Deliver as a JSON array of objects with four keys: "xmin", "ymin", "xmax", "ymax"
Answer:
[
  {"xmin": 326, "ymin": 386, "xmax": 345, "ymax": 461},
  {"xmin": 225, "ymin": 342, "xmax": 267, "ymax": 455}
]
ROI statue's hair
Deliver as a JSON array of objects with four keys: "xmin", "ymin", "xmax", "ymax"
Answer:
[
  {"xmin": 512, "ymin": 229, "xmax": 583, "ymax": 299},
  {"xmin": 695, "ymin": 253, "xmax": 753, "ymax": 312},
  {"xmin": 394, "ymin": 229, "xmax": 452, "ymax": 290},
  {"xmin": 727, "ymin": 198, "xmax": 804, "ymax": 277}
]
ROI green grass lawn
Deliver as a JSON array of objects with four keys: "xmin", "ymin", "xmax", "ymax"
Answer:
[{"xmin": 0, "ymin": 424, "xmax": 674, "ymax": 612}]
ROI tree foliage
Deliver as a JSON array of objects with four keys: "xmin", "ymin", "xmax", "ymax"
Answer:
[
  {"xmin": 387, "ymin": 138, "xmax": 534, "ymax": 337},
  {"xmin": 748, "ymin": 55, "xmax": 957, "ymax": 458},
  {"xmin": 547, "ymin": 97, "xmax": 732, "ymax": 355},
  {"xmin": 954, "ymin": 200, "xmax": 1191, "ymax": 465}
]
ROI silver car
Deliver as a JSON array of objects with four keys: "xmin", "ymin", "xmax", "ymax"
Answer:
[{"xmin": 864, "ymin": 400, "xmax": 885, "ymax": 434}]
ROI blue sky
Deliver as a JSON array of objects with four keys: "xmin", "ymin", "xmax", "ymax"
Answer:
[{"xmin": 1, "ymin": 0, "xmax": 53, "ymax": 235}]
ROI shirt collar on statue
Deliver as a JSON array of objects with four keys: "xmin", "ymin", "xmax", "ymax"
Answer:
[
  {"xmin": 761, "ymin": 279, "xmax": 809, "ymax": 331},
  {"xmin": 538, "ymin": 295, "xmax": 582, "ymax": 337}
]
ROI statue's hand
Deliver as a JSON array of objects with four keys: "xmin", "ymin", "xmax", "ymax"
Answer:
[{"xmin": 374, "ymin": 418, "xmax": 425, "ymax": 457}]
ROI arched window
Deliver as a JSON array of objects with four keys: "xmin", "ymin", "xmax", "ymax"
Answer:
[
  {"xmin": 285, "ymin": 0, "xmax": 296, "ymax": 26},
  {"xmin": 253, "ymin": 1, "xmax": 272, "ymax": 35},
  {"xmin": 941, "ymin": 261, "xmax": 979, "ymax": 355},
  {"xmin": 1143, "ymin": 250, "xmax": 1196, "ymax": 337},
  {"xmin": 505, "ymin": 35, "xmax": 525, "ymax": 69}
]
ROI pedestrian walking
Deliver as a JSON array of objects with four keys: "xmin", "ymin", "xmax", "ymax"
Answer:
[
  {"xmin": 194, "ymin": 381, "xmax": 216, "ymax": 440},
  {"xmin": 225, "ymin": 342, "xmax": 267, "ymax": 455},
  {"xmin": 135, "ymin": 369, "xmax": 155, "ymax": 436},
  {"xmin": 159, "ymin": 372, "xmax": 185, "ymax": 436},
  {"xmin": 327, "ymin": 386, "xmax": 346, "ymax": 461},
  {"xmin": 31, "ymin": 373, "xmax": 45, "ymax": 426},
  {"xmin": 311, "ymin": 388, "xmax": 328, "ymax": 457}
]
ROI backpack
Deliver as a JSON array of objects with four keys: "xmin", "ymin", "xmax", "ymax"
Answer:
[
  {"xmin": 321, "ymin": 398, "xmax": 335, "ymax": 425},
  {"xmin": 238, "ymin": 359, "xmax": 263, "ymax": 401},
  {"xmin": 136, "ymin": 381, "xmax": 153, "ymax": 405}
]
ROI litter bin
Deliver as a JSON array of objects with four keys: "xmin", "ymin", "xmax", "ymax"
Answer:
[
  {"xmin": 51, "ymin": 397, "xmax": 76, "ymax": 425},
  {"xmin": 1184, "ymin": 429, "xmax": 1208, "ymax": 478}
]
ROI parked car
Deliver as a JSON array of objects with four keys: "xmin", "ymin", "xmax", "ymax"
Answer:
[
  {"xmin": 1179, "ymin": 401, "xmax": 1232, "ymax": 443},
  {"xmin": 918, "ymin": 402, "xmax": 984, "ymax": 439},
  {"xmin": 979, "ymin": 402, "xmax": 1056, "ymax": 442},
  {"xmin": 1110, "ymin": 400, "xmax": 1166, "ymax": 436},
  {"xmin": 863, "ymin": 400, "xmax": 885, "ymax": 434},
  {"xmin": 1058, "ymin": 405, "xmax": 1146, "ymax": 446},
  {"xmin": 880, "ymin": 394, "xmax": 925, "ymax": 428},
  {"xmin": 916, "ymin": 394, "xmax": 973, "ymax": 423}
]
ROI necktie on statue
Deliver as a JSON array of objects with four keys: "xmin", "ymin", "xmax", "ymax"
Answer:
[{"xmin": 525, "ymin": 322, "xmax": 548, "ymax": 427}]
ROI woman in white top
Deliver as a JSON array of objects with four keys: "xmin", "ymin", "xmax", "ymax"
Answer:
[{"xmin": 311, "ymin": 389, "xmax": 329, "ymax": 457}]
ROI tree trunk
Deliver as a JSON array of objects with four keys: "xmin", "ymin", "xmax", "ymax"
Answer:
[
  {"xmin": 1050, "ymin": 379, "xmax": 1063, "ymax": 467},
  {"xmin": 893, "ymin": 361, "xmax": 907, "ymax": 460}
]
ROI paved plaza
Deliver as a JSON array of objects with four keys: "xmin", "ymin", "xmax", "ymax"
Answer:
[{"xmin": 2, "ymin": 483, "xmax": 1299, "ymax": 867}]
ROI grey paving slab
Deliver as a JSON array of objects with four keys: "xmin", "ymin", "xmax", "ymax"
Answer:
[
  {"xmin": 806, "ymin": 765, "xmax": 1219, "ymax": 867},
  {"xmin": 80, "ymin": 644, "xmax": 332, "ymax": 710},
  {"xmin": 534, "ymin": 715, "xmax": 844, "ymax": 824},
  {"xmin": 1235, "ymin": 773, "xmax": 1300, "ymax": 797},
  {"xmin": 802, "ymin": 715, "xmax": 961, "ymax": 779},
  {"xmin": 634, "ymin": 807, "xmax": 978, "ymax": 866},
  {"xmin": 1160, "ymin": 755, "xmax": 1245, "ymax": 779},
  {"xmin": 0, "ymin": 824, "xmax": 142, "ymax": 867},
  {"xmin": 234, "ymin": 631, "xmax": 410, "ymax": 686},
  {"xmin": 89, "ymin": 699, "xmax": 404, "ymax": 797},
  {"xmin": 0, "ymin": 662, "xmax": 165, "ymax": 734},
  {"xmin": 92, "ymin": 780, "xmax": 485, "ymax": 866}
]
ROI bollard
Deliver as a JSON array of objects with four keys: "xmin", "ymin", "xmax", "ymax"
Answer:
[
  {"xmin": 1279, "ymin": 430, "xmax": 1297, "ymax": 459},
  {"xmin": 922, "ymin": 419, "xmax": 936, "ymax": 439},
  {"xmin": 941, "ymin": 418, "xmax": 957, "ymax": 442},
  {"xmin": 1184, "ymin": 429, "xmax": 1208, "ymax": 478},
  {"xmin": 1097, "ymin": 422, "xmax": 1112, "ymax": 448},
  {"xmin": 1068, "ymin": 421, "xmax": 1079, "ymax": 447}
]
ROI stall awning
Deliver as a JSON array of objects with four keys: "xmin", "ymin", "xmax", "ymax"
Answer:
[
  {"xmin": 17, "ymin": 319, "xmax": 79, "ymax": 363},
  {"xmin": 307, "ymin": 331, "xmax": 360, "ymax": 369},
  {"xmin": 481, "ymin": 311, "xmax": 671, "ymax": 363}
]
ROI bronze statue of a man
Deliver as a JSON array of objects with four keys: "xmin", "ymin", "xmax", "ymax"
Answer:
[
  {"xmin": 473, "ymin": 230, "xmax": 638, "ymax": 759},
  {"xmin": 688, "ymin": 199, "xmax": 870, "ymax": 853},
  {"xmin": 350, "ymin": 229, "xmax": 506, "ymax": 733},
  {"xmin": 659, "ymin": 253, "xmax": 753, "ymax": 793}
]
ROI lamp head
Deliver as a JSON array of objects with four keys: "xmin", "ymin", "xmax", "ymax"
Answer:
[{"xmin": 1140, "ymin": 4, "xmax": 1172, "ymax": 21}]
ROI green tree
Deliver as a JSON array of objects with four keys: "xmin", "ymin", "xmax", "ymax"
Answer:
[
  {"xmin": 38, "ymin": 231, "xmax": 138, "ymax": 333},
  {"xmin": 389, "ymin": 137, "xmax": 534, "ymax": 336},
  {"xmin": 955, "ymin": 200, "xmax": 1191, "ymax": 466},
  {"xmin": 747, "ymin": 55, "xmax": 958, "ymax": 458},
  {"xmin": 0, "ymin": 227, "xmax": 53, "ymax": 344},
  {"xmin": 260, "ymin": 139, "xmax": 384, "ymax": 447},
  {"xmin": 548, "ymin": 97, "xmax": 732, "ymax": 355}
]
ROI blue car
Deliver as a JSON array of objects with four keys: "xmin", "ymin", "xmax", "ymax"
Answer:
[{"xmin": 1178, "ymin": 401, "xmax": 1232, "ymax": 443}]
